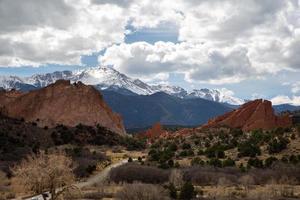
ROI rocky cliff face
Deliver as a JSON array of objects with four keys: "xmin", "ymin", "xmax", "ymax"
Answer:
[
  {"xmin": 203, "ymin": 99, "xmax": 292, "ymax": 131},
  {"xmin": 0, "ymin": 80, "xmax": 126, "ymax": 135}
]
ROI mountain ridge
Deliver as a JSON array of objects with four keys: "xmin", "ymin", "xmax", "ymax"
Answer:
[
  {"xmin": 0, "ymin": 80, "xmax": 126, "ymax": 135},
  {"xmin": 0, "ymin": 66, "xmax": 244, "ymax": 105}
]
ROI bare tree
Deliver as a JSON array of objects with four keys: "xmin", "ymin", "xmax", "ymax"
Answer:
[
  {"xmin": 11, "ymin": 152, "xmax": 77, "ymax": 200},
  {"xmin": 169, "ymin": 169, "xmax": 184, "ymax": 189},
  {"xmin": 116, "ymin": 183, "xmax": 170, "ymax": 200}
]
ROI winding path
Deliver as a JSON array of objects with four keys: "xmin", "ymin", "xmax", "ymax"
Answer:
[
  {"xmin": 22, "ymin": 159, "xmax": 127, "ymax": 200},
  {"xmin": 76, "ymin": 159, "xmax": 128, "ymax": 188}
]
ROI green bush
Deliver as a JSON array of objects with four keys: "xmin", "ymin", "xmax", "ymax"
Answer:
[
  {"xmin": 247, "ymin": 157, "xmax": 263, "ymax": 168},
  {"xmin": 208, "ymin": 158, "xmax": 222, "ymax": 167},
  {"xmin": 264, "ymin": 156, "xmax": 278, "ymax": 168},
  {"xmin": 268, "ymin": 137, "xmax": 289, "ymax": 154},
  {"xmin": 179, "ymin": 182, "xmax": 195, "ymax": 200},
  {"xmin": 182, "ymin": 143, "xmax": 191, "ymax": 149},
  {"xmin": 205, "ymin": 145, "xmax": 225, "ymax": 159},
  {"xmin": 168, "ymin": 183, "xmax": 177, "ymax": 199},
  {"xmin": 222, "ymin": 158, "xmax": 235, "ymax": 167},
  {"xmin": 238, "ymin": 141, "xmax": 261, "ymax": 157}
]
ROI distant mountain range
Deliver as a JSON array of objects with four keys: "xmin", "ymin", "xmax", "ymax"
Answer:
[
  {"xmin": 101, "ymin": 90, "xmax": 232, "ymax": 129},
  {"xmin": 1, "ymin": 66, "xmax": 299, "ymax": 129},
  {"xmin": 0, "ymin": 66, "xmax": 244, "ymax": 105}
]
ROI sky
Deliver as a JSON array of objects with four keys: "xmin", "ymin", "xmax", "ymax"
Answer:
[{"xmin": 1, "ymin": 0, "xmax": 300, "ymax": 104}]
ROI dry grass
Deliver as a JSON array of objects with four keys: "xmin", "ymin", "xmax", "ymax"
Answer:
[{"xmin": 196, "ymin": 185, "xmax": 300, "ymax": 200}]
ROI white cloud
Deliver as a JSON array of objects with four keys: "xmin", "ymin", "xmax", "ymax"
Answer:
[
  {"xmin": 1, "ymin": 0, "xmax": 300, "ymax": 90},
  {"xmin": 291, "ymin": 81, "xmax": 300, "ymax": 94},
  {"xmin": 271, "ymin": 95, "xmax": 300, "ymax": 105},
  {"xmin": 0, "ymin": 0, "xmax": 128, "ymax": 66},
  {"xmin": 99, "ymin": 41, "xmax": 258, "ymax": 84}
]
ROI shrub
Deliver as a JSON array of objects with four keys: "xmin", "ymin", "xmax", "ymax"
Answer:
[
  {"xmin": 208, "ymin": 158, "xmax": 222, "ymax": 168},
  {"xmin": 222, "ymin": 158, "xmax": 235, "ymax": 167},
  {"xmin": 247, "ymin": 157, "xmax": 263, "ymax": 168},
  {"xmin": 115, "ymin": 183, "xmax": 170, "ymax": 200},
  {"xmin": 179, "ymin": 182, "xmax": 195, "ymax": 200},
  {"xmin": 182, "ymin": 143, "xmax": 191, "ymax": 149},
  {"xmin": 289, "ymin": 154, "xmax": 299, "ymax": 164},
  {"xmin": 264, "ymin": 156, "xmax": 278, "ymax": 168},
  {"xmin": 109, "ymin": 163, "xmax": 169, "ymax": 184},
  {"xmin": 238, "ymin": 141, "xmax": 261, "ymax": 157},
  {"xmin": 122, "ymin": 137, "xmax": 146, "ymax": 151},
  {"xmin": 168, "ymin": 183, "xmax": 177, "ymax": 199},
  {"xmin": 167, "ymin": 143, "xmax": 177, "ymax": 152},
  {"xmin": 205, "ymin": 145, "xmax": 225, "ymax": 159},
  {"xmin": 268, "ymin": 137, "xmax": 289, "ymax": 154}
]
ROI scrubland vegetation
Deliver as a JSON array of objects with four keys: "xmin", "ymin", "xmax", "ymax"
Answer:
[{"xmin": 1, "ymin": 116, "xmax": 300, "ymax": 199}]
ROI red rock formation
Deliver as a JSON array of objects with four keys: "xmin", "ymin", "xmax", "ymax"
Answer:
[
  {"xmin": 144, "ymin": 122, "xmax": 169, "ymax": 139},
  {"xmin": 0, "ymin": 80, "xmax": 126, "ymax": 135},
  {"xmin": 203, "ymin": 99, "xmax": 292, "ymax": 131}
]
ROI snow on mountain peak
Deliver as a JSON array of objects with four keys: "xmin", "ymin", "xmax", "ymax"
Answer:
[
  {"xmin": 188, "ymin": 88, "xmax": 244, "ymax": 105},
  {"xmin": 0, "ymin": 66, "xmax": 244, "ymax": 105}
]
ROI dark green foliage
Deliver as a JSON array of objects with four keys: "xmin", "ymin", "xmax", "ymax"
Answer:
[
  {"xmin": 182, "ymin": 143, "xmax": 191, "ymax": 149},
  {"xmin": 179, "ymin": 182, "xmax": 195, "ymax": 200},
  {"xmin": 158, "ymin": 162, "xmax": 170, "ymax": 169},
  {"xmin": 238, "ymin": 141, "xmax": 261, "ymax": 157},
  {"xmin": 268, "ymin": 137, "xmax": 289, "ymax": 154},
  {"xmin": 231, "ymin": 128, "xmax": 243, "ymax": 137},
  {"xmin": 239, "ymin": 163, "xmax": 246, "ymax": 172},
  {"xmin": 86, "ymin": 164, "xmax": 97, "ymax": 174},
  {"xmin": 264, "ymin": 156, "xmax": 278, "ymax": 168},
  {"xmin": 168, "ymin": 183, "xmax": 177, "ymax": 199},
  {"xmin": 122, "ymin": 136, "xmax": 146, "ymax": 151},
  {"xmin": 208, "ymin": 158, "xmax": 222, "ymax": 167},
  {"xmin": 179, "ymin": 149, "xmax": 194, "ymax": 157},
  {"xmin": 168, "ymin": 159, "xmax": 174, "ymax": 168},
  {"xmin": 205, "ymin": 145, "xmax": 225, "ymax": 159},
  {"xmin": 289, "ymin": 154, "xmax": 299, "ymax": 164},
  {"xmin": 138, "ymin": 157, "xmax": 142, "ymax": 162},
  {"xmin": 148, "ymin": 149, "xmax": 160, "ymax": 161},
  {"xmin": 247, "ymin": 157, "xmax": 263, "ymax": 168},
  {"xmin": 0, "ymin": 114, "xmax": 53, "ymax": 163},
  {"xmin": 67, "ymin": 147, "xmax": 107, "ymax": 178},
  {"xmin": 222, "ymin": 158, "xmax": 236, "ymax": 167},
  {"xmin": 148, "ymin": 148, "xmax": 175, "ymax": 163},
  {"xmin": 167, "ymin": 143, "xmax": 178, "ymax": 152}
]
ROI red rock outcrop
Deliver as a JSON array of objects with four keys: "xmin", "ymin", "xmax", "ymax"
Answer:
[
  {"xmin": 144, "ymin": 122, "xmax": 167, "ymax": 139},
  {"xmin": 0, "ymin": 80, "xmax": 126, "ymax": 135},
  {"xmin": 203, "ymin": 99, "xmax": 292, "ymax": 131}
]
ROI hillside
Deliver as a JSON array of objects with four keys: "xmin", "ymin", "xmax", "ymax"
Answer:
[
  {"xmin": 203, "ymin": 99, "xmax": 292, "ymax": 131},
  {"xmin": 0, "ymin": 80, "xmax": 126, "ymax": 135},
  {"xmin": 101, "ymin": 90, "xmax": 232, "ymax": 129}
]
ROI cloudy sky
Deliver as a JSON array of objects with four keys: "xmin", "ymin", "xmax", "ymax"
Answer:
[{"xmin": 1, "ymin": 0, "xmax": 300, "ymax": 104}]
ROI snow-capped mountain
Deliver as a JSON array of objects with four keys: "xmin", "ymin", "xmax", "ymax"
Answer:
[
  {"xmin": 188, "ymin": 89, "xmax": 244, "ymax": 105},
  {"xmin": 151, "ymin": 84, "xmax": 188, "ymax": 98},
  {"xmin": 27, "ymin": 71, "xmax": 74, "ymax": 88},
  {"xmin": 0, "ymin": 66, "xmax": 244, "ymax": 105}
]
